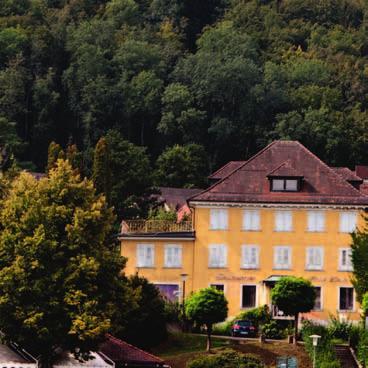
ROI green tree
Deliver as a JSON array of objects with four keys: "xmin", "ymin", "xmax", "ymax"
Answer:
[
  {"xmin": 271, "ymin": 276, "xmax": 316, "ymax": 344},
  {"xmin": 46, "ymin": 141, "xmax": 64, "ymax": 172},
  {"xmin": 92, "ymin": 137, "xmax": 112, "ymax": 202},
  {"xmin": 185, "ymin": 287, "xmax": 228, "ymax": 352},
  {"xmin": 0, "ymin": 159, "xmax": 133, "ymax": 363},
  {"xmin": 155, "ymin": 144, "xmax": 208, "ymax": 188},
  {"xmin": 122, "ymin": 275, "xmax": 167, "ymax": 348},
  {"xmin": 351, "ymin": 226, "xmax": 368, "ymax": 303}
]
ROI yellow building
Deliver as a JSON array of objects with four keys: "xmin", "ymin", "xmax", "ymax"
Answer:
[{"xmin": 120, "ymin": 141, "xmax": 368, "ymax": 323}]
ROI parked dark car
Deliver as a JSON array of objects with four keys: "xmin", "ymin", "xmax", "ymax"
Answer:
[{"xmin": 231, "ymin": 320, "xmax": 257, "ymax": 337}]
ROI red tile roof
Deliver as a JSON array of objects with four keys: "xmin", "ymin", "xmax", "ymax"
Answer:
[
  {"xmin": 190, "ymin": 141, "xmax": 368, "ymax": 206},
  {"xmin": 158, "ymin": 187, "xmax": 202, "ymax": 210},
  {"xmin": 356, "ymin": 165, "xmax": 368, "ymax": 180},
  {"xmin": 332, "ymin": 167, "xmax": 362, "ymax": 182},
  {"xmin": 99, "ymin": 335, "xmax": 164, "ymax": 367},
  {"xmin": 208, "ymin": 161, "xmax": 245, "ymax": 180},
  {"xmin": 267, "ymin": 160, "xmax": 303, "ymax": 177}
]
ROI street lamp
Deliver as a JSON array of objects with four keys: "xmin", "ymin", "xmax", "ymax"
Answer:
[
  {"xmin": 180, "ymin": 273, "xmax": 188, "ymax": 331},
  {"xmin": 310, "ymin": 334, "xmax": 321, "ymax": 368}
]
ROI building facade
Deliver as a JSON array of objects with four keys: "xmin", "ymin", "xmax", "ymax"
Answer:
[{"xmin": 120, "ymin": 141, "xmax": 368, "ymax": 322}]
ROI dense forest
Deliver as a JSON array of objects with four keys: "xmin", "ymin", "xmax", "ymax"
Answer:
[{"xmin": 1, "ymin": 0, "xmax": 368, "ymax": 217}]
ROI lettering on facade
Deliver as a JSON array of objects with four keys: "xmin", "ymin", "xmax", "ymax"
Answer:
[
  {"xmin": 216, "ymin": 273, "xmax": 256, "ymax": 281},
  {"xmin": 309, "ymin": 276, "xmax": 349, "ymax": 283}
]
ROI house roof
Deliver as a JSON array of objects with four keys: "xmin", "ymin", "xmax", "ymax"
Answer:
[
  {"xmin": 331, "ymin": 167, "xmax": 362, "ymax": 183},
  {"xmin": 356, "ymin": 165, "xmax": 368, "ymax": 180},
  {"xmin": 53, "ymin": 352, "xmax": 113, "ymax": 368},
  {"xmin": 189, "ymin": 141, "xmax": 368, "ymax": 206},
  {"xmin": 99, "ymin": 335, "xmax": 164, "ymax": 367},
  {"xmin": 0, "ymin": 343, "xmax": 37, "ymax": 365},
  {"xmin": 158, "ymin": 187, "xmax": 202, "ymax": 210},
  {"xmin": 267, "ymin": 160, "xmax": 303, "ymax": 178},
  {"xmin": 208, "ymin": 161, "xmax": 245, "ymax": 180}
]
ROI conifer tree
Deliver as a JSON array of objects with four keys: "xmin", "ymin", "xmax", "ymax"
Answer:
[{"xmin": 46, "ymin": 141, "xmax": 64, "ymax": 173}]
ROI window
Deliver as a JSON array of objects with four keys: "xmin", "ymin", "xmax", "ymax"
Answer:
[
  {"xmin": 339, "ymin": 212, "xmax": 357, "ymax": 233},
  {"xmin": 209, "ymin": 244, "xmax": 227, "ymax": 268},
  {"xmin": 313, "ymin": 287, "xmax": 322, "ymax": 310},
  {"xmin": 274, "ymin": 246, "xmax": 291, "ymax": 269},
  {"xmin": 242, "ymin": 210, "xmax": 261, "ymax": 231},
  {"xmin": 241, "ymin": 245, "xmax": 259, "ymax": 269},
  {"xmin": 210, "ymin": 208, "xmax": 228, "ymax": 230},
  {"xmin": 339, "ymin": 287, "xmax": 354, "ymax": 311},
  {"xmin": 339, "ymin": 248, "xmax": 353, "ymax": 271},
  {"xmin": 164, "ymin": 244, "xmax": 182, "ymax": 268},
  {"xmin": 306, "ymin": 247, "xmax": 324, "ymax": 270},
  {"xmin": 271, "ymin": 178, "xmax": 299, "ymax": 191},
  {"xmin": 137, "ymin": 244, "xmax": 154, "ymax": 267},
  {"xmin": 210, "ymin": 284, "xmax": 225, "ymax": 292},
  {"xmin": 155, "ymin": 284, "xmax": 179, "ymax": 302},
  {"xmin": 241, "ymin": 285, "xmax": 257, "ymax": 308},
  {"xmin": 307, "ymin": 211, "xmax": 325, "ymax": 232},
  {"xmin": 275, "ymin": 210, "xmax": 293, "ymax": 232}
]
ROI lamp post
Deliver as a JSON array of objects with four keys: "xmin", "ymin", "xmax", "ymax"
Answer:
[
  {"xmin": 310, "ymin": 334, "xmax": 321, "ymax": 368},
  {"xmin": 180, "ymin": 273, "xmax": 188, "ymax": 331}
]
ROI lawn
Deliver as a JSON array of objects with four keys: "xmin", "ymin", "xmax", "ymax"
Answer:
[{"xmin": 152, "ymin": 333, "xmax": 312, "ymax": 368}]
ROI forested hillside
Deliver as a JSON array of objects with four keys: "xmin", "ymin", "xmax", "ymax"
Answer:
[{"xmin": 1, "ymin": 0, "xmax": 368, "ymax": 192}]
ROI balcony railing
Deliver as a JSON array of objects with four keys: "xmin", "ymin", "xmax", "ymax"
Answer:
[{"xmin": 121, "ymin": 220, "xmax": 193, "ymax": 234}]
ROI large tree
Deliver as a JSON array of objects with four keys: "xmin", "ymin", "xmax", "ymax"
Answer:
[
  {"xmin": 271, "ymin": 276, "xmax": 316, "ymax": 344},
  {"xmin": 185, "ymin": 287, "xmax": 228, "ymax": 352},
  {"xmin": 0, "ymin": 159, "xmax": 133, "ymax": 363}
]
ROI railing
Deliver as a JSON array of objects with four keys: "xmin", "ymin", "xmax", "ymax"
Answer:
[{"xmin": 121, "ymin": 220, "xmax": 193, "ymax": 234}]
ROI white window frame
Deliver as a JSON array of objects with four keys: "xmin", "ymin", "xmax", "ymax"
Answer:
[
  {"xmin": 240, "ymin": 284, "xmax": 258, "ymax": 309},
  {"xmin": 339, "ymin": 211, "xmax": 358, "ymax": 233},
  {"xmin": 164, "ymin": 244, "xmax": 182, "ymax": 268},
  {"xmin": 136, "ymin": 243, "xmax": 154, "ymax": 268},
  {"xmin": 274, "ymin": 210, "xmax": 293, "ymax": 232},
  {"xmin": 307, "ymin": 211, "xmax": 325, "ymax": 232},
  {"xmin": 305, "ymin": 246, "xmax": 324, "ymax": 271},
  {"xmin": 241, "ymin": 245, "xmax": 260, "ymax": 269},
  {"xmin": 209, "ymin": 208, "xmax": 228, "ymax": 230},
  {"xmin": 313, "ymin": 286, "xmax": 323, "ymax": 311},
  {"xmin": 208, "ymin": 244, "xmax": 227, "ymax": 268},
  {"xmin": 338, "ymin": 286, "xmax": 355, "ymax": 312},
  {"xmin": 273, "ymin": 246, "xmax": 292, "ymax": 270},
  {"xmin": 338, "ymin": 248, "xmax": 353, "ymax": 271},
  {"xmin": 242, "ymin": 209, "xmax": 261, "ymax": 231}
]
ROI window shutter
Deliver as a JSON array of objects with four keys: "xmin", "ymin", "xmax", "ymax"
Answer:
[
  {"xmin": 275, "ymin": 212, "xmax": 283, "ymax": 231},
  {"xmin": 285, "ymin": 211, "xmax": 292, "ymax": 231},
  {"xmin": 219, "ymin": 245, "xmax": 227, "ymax": 267},
  {"xmin": 210, "ymin": 209, "xmax": 218, "ymax": 229},
  {"xmin": 137, "ymin": 245, "xmax": 145, "ymax": 267},
  {"xmin": 243, "ymin": 211, "xmax": 252, "ymax": 230},
  {"xmin": 242, "ymin": 246, "xmax": 250, "ymax": 267}
]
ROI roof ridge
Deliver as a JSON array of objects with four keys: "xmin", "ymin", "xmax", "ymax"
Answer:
[
  {"xmin": 188, "ymin": 140, "xmax": 281, "ymax": 202},
  {"xmin": 104, "ymin": 334, "xmax": 163, "ymax": 363},
  {"xmin": 293, "ymin": 141, "xmax": 365, "ymax": 197}
]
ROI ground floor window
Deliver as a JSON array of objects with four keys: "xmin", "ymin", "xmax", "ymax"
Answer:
[
  {"xmin": 155, "ymin": 284, "xmax": 179, "ymax": 302},
  {"xmin": 241, "ymin": 285, "xmax": 256, "ymax": 308},
  {"xmin": 339, "ymin": 287, "xmax": 354, "ymax": 311},
  {"xmin": 313, "ymin": 287, "xmax": 322, "ymax": 310},
  {"xmin": 210, "ymin": 284, "xmax": 225, "ymax": 292}
]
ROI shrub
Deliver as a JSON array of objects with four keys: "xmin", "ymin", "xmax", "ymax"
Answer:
[
  {"xmin": 348, "ymin": 324, "xmax": 362, "ymax": 349},
  {"xmin": 187, "ymin": 350, "xmax": 264, "ymax": 368},
  {"xmin": 357, "ymin": 329, "xmax": 368, "ymax": 366},
  {"xmin": 261, "ymin": 320, "xmax": 287, "ymax": 340},
  {"xmin": 328, "ymin": 315, "xmax": 353, "ymax": 341},
  {"xmin": 236, "ymin": 305, "xmax": 271, "ymax": 328},
  {"xmin": 212, "ymin": 321, "xmax": 233, "ymax": 336}
]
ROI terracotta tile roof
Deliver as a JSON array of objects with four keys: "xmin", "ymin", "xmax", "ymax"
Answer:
[
  {"xmin": 356, "ymin": 165, "xmax": 368, "ymax": 180},
  {"xmin": 332, "ymin": 167, "xmax": 362, "ymax": 182},
  {"xmin": 99, "ymin": 335, "xmax": 164, "ymax": 367},
  {"xmin": 267, "ymin": 160, "xmax": 303, "ymax": 177},
  {"xmin": 208, "ymin": 161, "xmax": 245, "ymax": 180},
  {"xmin": 158, "ymin": 187, "xmax": 202, "ymax": 210},
  {"xmin": 189, "ymin": 141, "xmax": 368, "ymax": 206}
]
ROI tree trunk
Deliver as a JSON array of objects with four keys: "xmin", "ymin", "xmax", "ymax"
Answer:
[
  {"xmin": 206, "ymin": 323, "xmax": 212, "ymax": 352},
  {"xmin": 294, "ymin": 313, "xmax": 299, "ymax": 345}
]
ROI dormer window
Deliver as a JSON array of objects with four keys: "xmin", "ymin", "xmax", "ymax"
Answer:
[
  {"xmin": 271, "ymin": 178, "xmax": 299, "ymax": 192},
  {"xmin": 267, "ymin": 160, "xmax": 303, "ymax": 192}
]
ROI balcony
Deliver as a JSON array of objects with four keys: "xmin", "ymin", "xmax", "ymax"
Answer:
[{"xmin": 121, "ymin": 219, "xmax": 193, "ymax": 235}]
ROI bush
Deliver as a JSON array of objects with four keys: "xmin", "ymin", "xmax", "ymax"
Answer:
[
  {"xmin": 301, "ymin": 321, "xmax": 340, "ymax": 368},
  {"xmin": 328, "ymin": 315, "xmax": 353, "ymax": 341},
  {"xmin": 187, "ymin": 350, "xmax": 264, "ymax": 368},
  {"xmin": 236, "ymin": 305, "xmax": 271, "ymax": 329},
  {"xmin": 357, "ymin": 329, "xmax": 368, "ymax": 366},
  {"xmin": 212, "ymin": 321, "xmax": 233, "ymax": 336},
  {"xmin": 261, "ymin": 320, "xmax": 287, "ymax": 340},
  {"xmin": 348, "ymin": 324, "xmax": 362, "ymax": 349}
]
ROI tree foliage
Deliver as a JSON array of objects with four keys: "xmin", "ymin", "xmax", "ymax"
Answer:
[
  {"xmin": 0, "ymin": 160, "xmax": 133, "ymax": 360},
  {"xmin": 185, "ymin": 287, "xmax": 228, "ymax": 351},
  {"xmin": 271, "ymin": 276, "xmax": 316, "ymax": 344}
]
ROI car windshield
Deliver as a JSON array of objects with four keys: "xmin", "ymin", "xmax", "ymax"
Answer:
[{"xmin": 236, "ymin": 320, "xmax": 251, "ymax": 326}]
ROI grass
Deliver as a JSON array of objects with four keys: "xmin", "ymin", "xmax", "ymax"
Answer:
[{"xmin": 152, "ymin": 332, "xmax": 229, "ymax": 358}]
